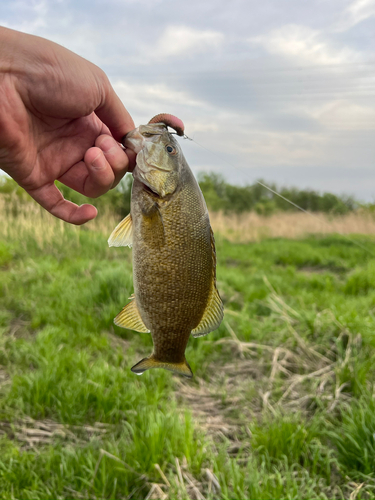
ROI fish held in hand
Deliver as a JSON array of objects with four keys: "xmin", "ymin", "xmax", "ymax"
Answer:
[{"xmin": 108, "ymin": 114, "xmax": 223, "ymax": 378}]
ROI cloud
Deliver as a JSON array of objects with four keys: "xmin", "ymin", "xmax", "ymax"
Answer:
[
  {"xmin": 234, "ymin": 129, "xmax": 327, "ymax": 167},
  {"xmin": 111, "ymin": 79, "xmax": 223, "ymax": 137},
  {"xmin": 155, "ymin": 25, "xmax": 224, "ymax": 58},
  {"xmin": 250, "ymin": 24, "xmax": 360, "ymax": 66},
  {"xmin": 0, "ymin": 0, "xmax": 48, "ymax": 33},
  {"xmin": 315, "ymin": 101, "xmax": 375, "ymax": 130},
  {"xmin": 335, "ymin": 0, "xmax": 375, "ymax": 31},
  {"xmin": 1, "ymin": 0, "xmax": 374, "ymax": 200},
  {"xmin": 113, "ymin": 80, "xmax": 207, "ymax": 113}
]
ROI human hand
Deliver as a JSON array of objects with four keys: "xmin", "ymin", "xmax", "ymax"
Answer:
[{"xmin": 0, "ymin": 27, "xmax": 136, "ymax": 224}]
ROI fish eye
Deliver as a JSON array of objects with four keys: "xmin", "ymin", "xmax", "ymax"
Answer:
[
  {"xmin": 166, "ymin": 145, "xmax": 176, "ymax": 155},
  {"xmin": 142, "ymin": 132, "xmax": 154, "ymax": 137}
]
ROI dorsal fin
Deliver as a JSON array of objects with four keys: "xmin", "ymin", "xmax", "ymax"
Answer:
[
  {"xmin": 191, "ymin": 227, "xmax": 224, "ymax": 337},
  {"xmin": 108, "ymin": 213, "xmax": 133, "ymax": 247}
]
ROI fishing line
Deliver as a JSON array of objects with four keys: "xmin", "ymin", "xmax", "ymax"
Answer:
[{"xmin": 180, "ymin": 134, "xmax": 375, "ymax": 257}]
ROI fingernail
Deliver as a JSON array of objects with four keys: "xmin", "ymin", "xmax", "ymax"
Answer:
[{"xmin": 91, "ymin": 152, "xmax": 104, "ymax": 169}]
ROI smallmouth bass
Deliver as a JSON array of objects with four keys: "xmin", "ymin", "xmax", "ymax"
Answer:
[{"xmin": 108, "ymin": 114, "xmax": 223, "ymax": 377}]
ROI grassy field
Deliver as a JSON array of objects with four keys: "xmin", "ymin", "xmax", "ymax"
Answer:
[
  {"xmin": 1, "ymin": 198, "xmax": 375, "ymax": 499},
  {"xmin": 209, "ymin": 211, "xmax": 375, "ymax": 243}
]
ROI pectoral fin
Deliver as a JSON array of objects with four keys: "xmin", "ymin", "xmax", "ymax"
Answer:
[
  {"xmin": 192, "ymin": 226, "xmax": 224, "ymax": 338},
  {"xmin": 114, "ymin": 295, "xmax": 150, "ymax": 333},
  {"xmin": 131, "ymin": 355, "xmax": 193, "ymax": 378},
  {"xmin": 108, "ymin": 213, "xmax": 133, "ymax": 247}
]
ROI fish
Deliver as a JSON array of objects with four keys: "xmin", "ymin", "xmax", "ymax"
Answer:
[{"xmin": 108, "ymin": 113, "xmax": 223, "ymax": 378}]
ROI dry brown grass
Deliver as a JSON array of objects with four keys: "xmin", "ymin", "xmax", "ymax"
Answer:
[
  {"xmin": 210, "ymin": 210, "xmax": 375, "ymax": 243},
  {"xmin": 0, "ymin": 195, "xmax": 118, "ymax": 249},
  {"xmin": 0, "ymin": 417, "xmax": 111, "ymax": 448},
  {"xmin": 2, "ymin": 194, "xmax": 375, "ymax": 247},
  {"xmin": 176, "ymin": 282, "xmax": 356, "ymax": 443}
]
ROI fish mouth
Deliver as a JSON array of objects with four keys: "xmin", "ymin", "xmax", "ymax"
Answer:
[
  {"xmin": 142, "ymin": 181, "xmax": 161, "ymax": 198},
  {"xmin": 136, "ymin": 149, "xmax": 172, "ymax": 174}
]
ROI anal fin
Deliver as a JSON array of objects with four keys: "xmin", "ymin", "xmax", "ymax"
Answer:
[
  {"xmin": 108, "ymin": 213, "xmax": 133, "ymax": 247},
  {"xmin": 114, "ymin": 295, "xmax": 150, "ymax": 333}
]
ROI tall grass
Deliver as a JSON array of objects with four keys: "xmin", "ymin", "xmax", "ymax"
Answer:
[
  {"xmin": 0, "ymin": 195, "xmax": 118, "ymax": 248},
  {"xmin": 2, "ymin": 184, "xmax": 375, "ymax": 246},
  {"xmin": 210, "ymin": 210, "xmax": 375, "ymax": 243},
  {"xmin": 1, "ymin": 197, "xmax": 375, "ymax": 498}
]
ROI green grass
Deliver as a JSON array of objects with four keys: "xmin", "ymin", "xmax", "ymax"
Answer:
[{"xmin": 1, "ymin": 208, "xmax": 375, "ymax": 499}]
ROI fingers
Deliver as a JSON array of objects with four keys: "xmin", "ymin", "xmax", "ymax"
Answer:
[
  {"xmin": 28, "ymin": 183, "xmax": 97, "ymax": 225},
  {"xmin": 82, "ymin": 148, "xmax": 116, "ymax": 198},
  {"xmin": 124, "ymin": 147, "xmax": 136, "ymax": 173},
  {"xmin": 95, "ymin": 134, "xmax": 129, "ymax": 187},
  {"xmin": 82, "ymin": 135, "xmax": 128, "ymax": 197},
  {"xmin": 58, "ymin": 134, "xmax": 131, "ymax": 198},
  {"xmin": 25, "ymin": 134, "xmax": 130, "ymax": 225}
]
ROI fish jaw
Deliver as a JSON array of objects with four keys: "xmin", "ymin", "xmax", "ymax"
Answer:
[
  {"xmin": 125, "ymin": 124, "xmax": 181, "ymax": 198},
  {"xmin": 137, "ymin": 142, "xmax": 175, "ymax": 173},
  {"xmin": 132, "ymin": 150, "xmax": 179, "ymax": 198},
  {"xmin": 123, "ymin": 123, "xmax": 168, "ymax": 152},
  {"xmin": 123, "ymin": 128, "xmax": 144, "ymax": 153}
]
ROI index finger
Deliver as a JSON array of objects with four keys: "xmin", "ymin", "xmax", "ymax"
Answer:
[
  {"xmin": 95, "ymin": 79, "xmax": 135, "ymax": 142},
  {"xmin": 28, "ymin": 182, "xmax": 97, "ymax": 225}
]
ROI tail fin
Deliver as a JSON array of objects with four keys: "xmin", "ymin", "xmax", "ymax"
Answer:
[{"xmin": 131, "ymin": 355, "xmax": 193, "ymax": 378}]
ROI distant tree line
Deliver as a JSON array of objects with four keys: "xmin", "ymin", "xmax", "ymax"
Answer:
[
  {"xmin": 0, "ymin": 173, "xmax": 370, "ymax": 217},
  {"xmin": 198, "ymin": 173, "xmax": 359, "ymax": 215}
]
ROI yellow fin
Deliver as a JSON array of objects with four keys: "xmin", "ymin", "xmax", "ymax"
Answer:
[
  {"xmin": 114, "ymin": 296, "xmax": 150, "ymax": 333},
  {"xmin": 131, "ymin": 355, "xmax": 193, "ymax": 378},
  {"xmin": 192, "ymin": 227, "xmax": 224, "ymax": 338},
  {"xmin": 108, "ymin": 213, "xmax": 133, "ymax": 247},
  {"xmin": 191, "ymin": 287, "xmax": 223, "ymax": 337}
]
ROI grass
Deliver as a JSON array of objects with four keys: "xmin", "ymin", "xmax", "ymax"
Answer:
[
  {"xmin": 1, "ymin": 197, "xmax": 375, "ymax": 498},
  {"xmin": 210, "ymin": 210, "xmax": 375, "ymax": 243}
]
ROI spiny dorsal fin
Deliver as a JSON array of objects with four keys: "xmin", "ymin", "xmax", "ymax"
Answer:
[
  {"xmin": 191, "ymin": 226, "xmax": 224, "ymax": 338},
  {"xmin": 131, "ymin": 355, "xmax": 193, "ymax": 378},
  {"xmin": 114, "ymin": 295, "xmax": 150, "ymax": 333},
  {"xmin": 108, "ymin": 213, "xmax": 133, "ymax": 247}
]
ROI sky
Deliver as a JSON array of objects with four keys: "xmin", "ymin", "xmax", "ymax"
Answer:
[{"xmin": 1, "ymin": 0, "xmax": 375, "ymax": 200}]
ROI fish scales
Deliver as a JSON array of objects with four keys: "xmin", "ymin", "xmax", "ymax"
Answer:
[
  {"xmin": 132, "ymin": 176, "xmax": 212, "ymax": 360},
  {"xmin": 108, "ymin": 114, "xmax": 223, "ymax": 377}
]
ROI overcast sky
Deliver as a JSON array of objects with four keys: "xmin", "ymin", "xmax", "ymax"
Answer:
[{"xmin": 2, "ymin": 0, "xmax": 375, "ymax": 200}]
